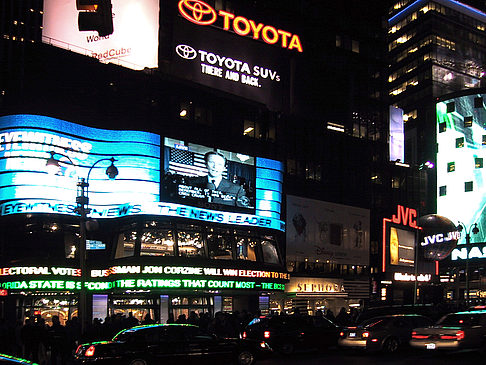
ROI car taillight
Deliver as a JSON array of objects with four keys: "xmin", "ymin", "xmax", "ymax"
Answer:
[
  {"xmin": 457, "ymin": 330, "xmax": 465, "ymax": 340},
  {"xmin": 439, "ymin": 331, "xmax": 465, "ymax": 340},
  {"xmin": 339, "ymin": 331, "xmax": 345, "ymax": 337},
  {"xmin": 362, "ymin": 332, "xmax": 370, "ymax": 338},
  {"xmin": 85, "ymin": 345, "xmax": 96, "ymax": 357},
  {"xmin": 264, "ymin": 331, "xmax": 271, "ymax": 339},
  {"xmin": 242, "ymin": 331, "xmax": 247, "ymax": 339},
  {"xmin": 412, "ymin": 332, "xmax": 429, "ymax": 339}
]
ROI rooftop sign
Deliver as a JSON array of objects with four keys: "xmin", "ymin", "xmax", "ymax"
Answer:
[{"xmin": 178, "ymin": 0, "xmax": 303, "ymax": 52}]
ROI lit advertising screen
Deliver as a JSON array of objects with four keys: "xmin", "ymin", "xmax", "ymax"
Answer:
[
  {"xmin": 389, "ymin": 106, "xmax": 405, "ymax": 162},
  {"xmin": 389, "ymin": 226, "xmax": 415, "ymax": 267},
  {"xmin": 286, "ymin": 195, "xmax": 370, "ymax": 265},
  {"xmin": 169, "ymin": 9, "xmax": 290, "ymax": 110},
  {"xmin": 0, "ymin": 114, "xmax": 160, "ymax": 215},
  {"xmin": 436, "ymin": 94, "xmax": 486, "ymax": 244},
  {"xmin": 162, "ymin": 138, "xmax": 283, "ymax": 221},
  {"xmin": 42, "ymin": 0, "xmax": 159, "ymax": 70}
]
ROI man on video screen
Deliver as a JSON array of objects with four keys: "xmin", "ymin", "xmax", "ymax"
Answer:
[{"xmin": 190, "ymin": 151, "xmax": 249, "ymax": 207}]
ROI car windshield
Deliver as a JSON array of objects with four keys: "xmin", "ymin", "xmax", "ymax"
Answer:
[{"xmin": 438, "ymin": 313, "xmax": 482, "ymax": 326}]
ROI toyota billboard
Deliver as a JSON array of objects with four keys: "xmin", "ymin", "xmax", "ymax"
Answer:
[{"xmin": 168, "ymin": 0, "xmax": 297, "ymax": 110}]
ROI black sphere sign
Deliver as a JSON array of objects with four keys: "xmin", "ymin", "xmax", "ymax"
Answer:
[{"xmin": 418, "ymin": 214, "xmax": 459, "ymax": 260}]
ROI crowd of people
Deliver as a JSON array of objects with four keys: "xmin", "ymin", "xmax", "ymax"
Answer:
[{"xmin": 0, "ymin": 309, "xmax": 260, "ymax": 365}]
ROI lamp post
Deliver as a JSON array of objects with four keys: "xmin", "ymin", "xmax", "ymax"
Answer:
[
  {"xmin": 456, "ymin": 222, "xmax": 479, "ymax": 305},
  {"xmin": 47, "ymin": 153, "xmax": 118, "ymax": 334}
]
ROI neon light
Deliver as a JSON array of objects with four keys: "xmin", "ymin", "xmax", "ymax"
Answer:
[
  {"xmin": 383, "ymin": 218, "xmax": 391, "ymax": 272},
  {"xmin": 178, "ymin": 0, "xmax": 217, "ymax": 25},
  {"xmin": 90, "ymin": 265, "xmax": 290, "ymax": 280},
  {"xmin": 178, "ymin": 0, "xmax": 303, "ymax": 52},
  {"xmin": 0, "ymin": 266, "xmax": 81, "ymax": 277},
  {"xmin": 0, "ymin": 200, "xmax": 285, "ymax": 231},
  {"xmin": 1, "ymin": 280, "xmax": 81, "ymax": 290}
]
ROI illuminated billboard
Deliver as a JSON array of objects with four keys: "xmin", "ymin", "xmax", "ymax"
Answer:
[
  {"xmin": 436, "ymin": 94, "xmax": 486, "ymax": 244},
  {"xmin": 162, "ymin": 138, "xmax": 283, "ymax": 222},
  {"xmin": 42, "ymin": 0, "xmax": 159, "ymax": 70},
  {"xmin": 389, "ymin": 106, "xmax": 405, "ymax": 162},
  {"xmin": 0, "ymin": 114, "xmax": 160, "ymax": 212},
  {"xmin": 0, "ymin": 115, "xmax": 284, "ymax": 231},
  {"xmin": 389, "ymin": 226, "xmax": 415, "ymax": 267},
  {"xmin": 170, "ymin": 8, "xmax": 289, "ymax": 109},
  {"xmin": 286, "ymin": 196, "xmax": 370, "ymax": 265}
]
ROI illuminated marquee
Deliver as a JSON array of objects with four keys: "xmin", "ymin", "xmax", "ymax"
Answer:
[
  {"xmin": 0, "ymin": 279, "xmax": 285, "ymax": 292},
  {"xmin": 286, "ymin": 278, "xmax": 346, "ymax": 294},
  {"xmin": 178, "ymin": 0, "xmax": 303, "ymax": 52},
  {"xmin": 0, "ymin": 266, "xmax": 81, "ymax": 277},
  {"xmin": 394, "ymin": 272, "xmax": 431, "ymax": 282},
  {"xmin": 91, "ymin": 265, "xmax": 290, "ymax": 280}
]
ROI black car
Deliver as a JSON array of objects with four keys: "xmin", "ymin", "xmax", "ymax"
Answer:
[
  {"xmin": 73, "ymin": 324, "xmax": 271, "ymax": 365},
  {"xmin": 339, "ymin": 314, "xmax": 434, "ymax": 353},
  {"xmin": 241, "ymin": 315, "xmax": 340, "ymax": 355}
]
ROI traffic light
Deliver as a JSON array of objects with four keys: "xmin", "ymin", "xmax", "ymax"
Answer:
[{"xmin": 77, "ymin": 0, "xmax": 114, "ymax": 37}]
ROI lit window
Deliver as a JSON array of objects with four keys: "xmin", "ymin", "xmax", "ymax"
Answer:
[
  {"xmin": 439, "ymin": 122, "xmax": 447, "ymax": 133},
  {"xmin": 483, "ymin": 135, "xmax": 486, "ymax": 145},
  {"xmin": 447, "ymin": 162, "xmax": 455, "ymax": 172},
  {"xmin": 464, "ymin": 116, "xmax": 473, "ymax": 128},
  {"xmin": 456, "ymin": 137, "xmax": 464, "ymax": 148},
  {"xmin": 475, "ymin": 158, "xmax": 483, "ymax": 169},
  {"xmin": 352, "ymin": 40, "xmax": 359, "ymax": 53}
]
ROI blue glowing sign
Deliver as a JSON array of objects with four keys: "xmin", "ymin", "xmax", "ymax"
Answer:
[
  {"xmin": 0, "ymin": 114, "xmax": 161, "ymax": 209},
  {"xmin": 0, "ymin": 115, "xmax": 285, "ymax": 231}
]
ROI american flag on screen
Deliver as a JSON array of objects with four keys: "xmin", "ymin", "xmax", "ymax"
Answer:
[{"xmin": 168, "ymin": 148, "xmax": 229, "ymax": 178}]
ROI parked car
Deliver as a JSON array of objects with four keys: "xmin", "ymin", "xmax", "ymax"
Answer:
[
  {"xmin": 0, "ymin": 354, "xmax": 37, "ymax": 364},
  {"xmin": 241, "ymin": 315, "xmax": 340, "ymax": 355},
  {"xmin": 410, "ymin": 309, "xmax": 486, "ymax": 351},
  {"xmin": 73, "ymin": 323, "xmax": 272, "ymax": 365},
  {"xmin": 338, "ymin": 314, "xmax": 433, "ymax": 353}
]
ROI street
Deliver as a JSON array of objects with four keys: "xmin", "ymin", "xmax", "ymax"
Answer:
[{"xmin": 258, "ymin": 348, "xmax": 484, "ymax": 364}]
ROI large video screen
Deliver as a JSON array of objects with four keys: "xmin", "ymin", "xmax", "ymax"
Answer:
[
  {"xmin": 0, "ymin": 114, "xmax": 160, "ymax": 215},
  {"xmin": 162, "ymin": 138, "xmax": 282, "ymax": 220},
  {"xmin": 436, "ymin": 94, "xmax": 486, "ymax": 244},
  {"xmin": 42, "ymin": 0, "xmax": 159, "ymax": 70}
]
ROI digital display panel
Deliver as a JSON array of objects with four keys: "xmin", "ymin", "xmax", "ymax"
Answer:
[
  {"xmin": 170, "ymin": 15, "xmax": 288, "ymax": 110},
  {"xmin": 436, "ymin": 94, "xmax": 486, "ymax": 244},
  {"xmin": 389, "ymin": 106, "xmax": 405, "ymax": 162},
  {"xmin": 162, "ymin": 138, "xmax": 283, "ymax": 221},
  {"xmin": 0, "ymin": 114, "xmax": 160, "ymax": 212},
  {"xmin": 389, "ymin": 226, "xmax": 415, "ymax": 267},
  {"xmin": 42, "ymin": 0, "xmax": 159, "ymax": 70}
]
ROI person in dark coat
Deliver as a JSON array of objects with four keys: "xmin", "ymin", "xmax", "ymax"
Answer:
[{"xmin": 189, "ymin": 152, "xmax": 248, "ymax": 207}]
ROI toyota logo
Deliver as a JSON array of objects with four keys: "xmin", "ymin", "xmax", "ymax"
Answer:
[
  {"xmin": 178, "ymin": 0, "xmax": 217, "ymax": 25},
  {"xmin": 176, "ymin": 44, "xmax": 197, "ymax": 60}
]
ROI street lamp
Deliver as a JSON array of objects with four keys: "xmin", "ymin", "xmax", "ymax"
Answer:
[
  {"xmin": 456, "ymin": 222, "xmax": 479, "ymax": 305},
  {"xmin": 47, "ymin": 152, "xmax": 118, "ymax": 334}
]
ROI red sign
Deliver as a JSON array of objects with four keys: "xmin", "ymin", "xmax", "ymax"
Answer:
[
  {"xmin": 0, "ymin": 290, "xmax": 7, "ymax": 296},
  {"xmin": 392, "ymin": 205, "xmax": 418, "ymax": 228},
  {"xmin": 178, "ymin": 0, "xmax": 303, "ymax": 52}
]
